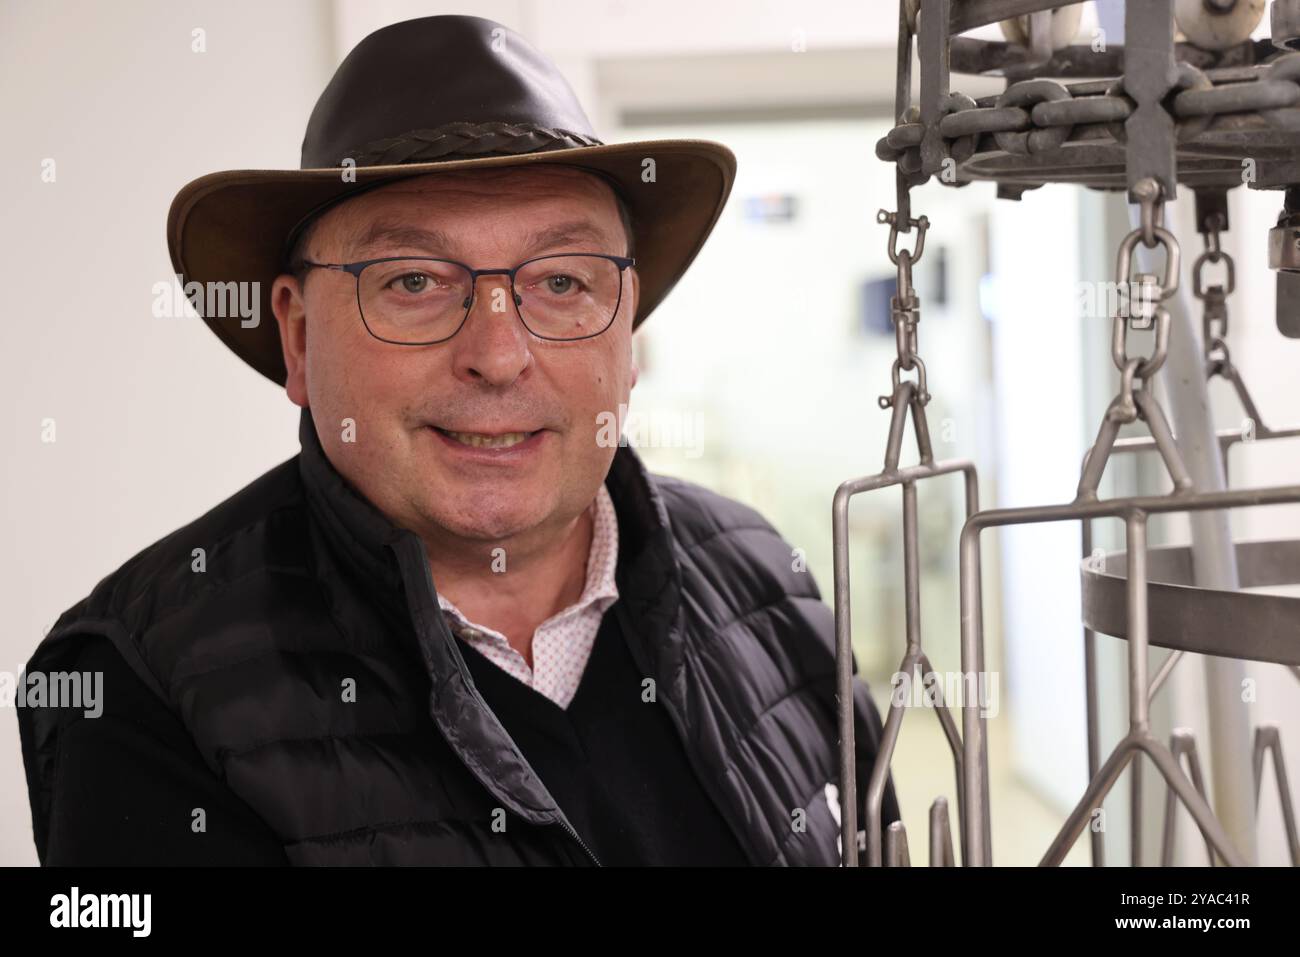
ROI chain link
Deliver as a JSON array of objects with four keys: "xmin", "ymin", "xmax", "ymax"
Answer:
[
  {"xmin": 876, "ymin": 209, "xmax": 931, "ymax": 409},
  {"xmin": 1075, "ymin": 180, "xmax": 1194, "ymax": 496},
  {"xmin": 1108, "ymin": 181, "xmax": 1180, "ymax": 417},
  {"xmin": 876, "ymin": 53, "xmax": 1300, "ymax": 170},
  {"xmin": 1184, "ymin": 216, "xmax": 1272, "ymax": 435},
  {"xmin": 1193, "ymin": 213, "xmax": 1236, "ymax": 370}
]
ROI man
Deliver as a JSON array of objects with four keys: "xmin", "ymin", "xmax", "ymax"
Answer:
[{"xmin": 19, "ymin": 13, "xmax": 898, "ymax": 866}]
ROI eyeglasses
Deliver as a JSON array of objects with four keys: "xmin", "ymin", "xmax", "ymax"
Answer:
[{"xmin": 296, "ymin": 253, "xmax": 635, "ymax": 345}]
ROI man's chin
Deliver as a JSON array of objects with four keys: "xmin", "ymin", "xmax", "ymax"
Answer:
[{"xmin": 420, "ymin": 498, "xmax": 547, "ymax": 544}]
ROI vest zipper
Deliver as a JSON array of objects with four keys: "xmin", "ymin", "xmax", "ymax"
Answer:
[
  {"xmin": 613, "ymin": 603, "xmax": 760, "ymax": 865},
  {"xmin": 397, "ymin": 534, "xmax": 602, "ymax": 868},
  {"xmin": 556, "ymin": 816, "xmax": 602, "ymax": 866}
]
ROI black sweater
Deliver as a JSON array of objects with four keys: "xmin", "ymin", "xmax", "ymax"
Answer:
[{"xmin": 458, "ymin": 605, "xmax": 751, "ymax": 866}]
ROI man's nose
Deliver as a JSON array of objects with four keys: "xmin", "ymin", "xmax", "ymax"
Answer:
[{"xmin": 448, "ymin": 274, "xmax": 533, "ymax": 385}]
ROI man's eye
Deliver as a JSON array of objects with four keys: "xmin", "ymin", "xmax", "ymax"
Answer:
[
  {"xmin": 546, "ymin": 274, "xmax": 577, "ymax": 294},
  {"xmin": 391, "ymin": 272, "xmax": 432, "ymax": 293}
]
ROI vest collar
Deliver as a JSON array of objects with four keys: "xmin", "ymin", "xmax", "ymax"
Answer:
[
  {"xmin": 296, "ymin": 407, "xmax": 408, "ymax": 599},
  {"xmin": 294, "ymin": 406, "xmax": 685, "ymax": 823}
]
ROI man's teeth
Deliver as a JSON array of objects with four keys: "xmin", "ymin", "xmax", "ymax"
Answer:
[{"xmin": 443, "ymin": 429, "xmax": 533, "ymax": 449}]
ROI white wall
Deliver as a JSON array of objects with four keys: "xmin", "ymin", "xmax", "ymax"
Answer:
[
  {"xmin": 0, "ymin": 0, "xmax": 332, "ymax": 865},
  {"xmin": 985, "ymin": 184, "xmax": 1091, "ymax": 813}
]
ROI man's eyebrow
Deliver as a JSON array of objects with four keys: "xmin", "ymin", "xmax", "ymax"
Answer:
[
  {"xmin": 520, "ymin": 221, "xmax": 615, "ymax": 255},
  {"xmin": 346, "ymin": 218, "xmax": 616, "ymax": 259},
  {"xmin": 348, "ymin": 220, "xmax": 453, "ymax": 257}
]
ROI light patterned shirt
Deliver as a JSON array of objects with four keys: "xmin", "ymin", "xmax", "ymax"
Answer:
[{"xmin": 437, "ymin": 483, "xmax": 619, "ymax": 709}]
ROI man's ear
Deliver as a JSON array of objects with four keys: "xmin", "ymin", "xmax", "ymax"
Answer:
[{"xmin": 271, "ymin": 273, "xmax": 309, "ymax": 407}]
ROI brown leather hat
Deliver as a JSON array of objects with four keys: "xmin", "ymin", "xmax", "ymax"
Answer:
[{"xmin": 166, "ymin": 13, "xmax": 736, "ymax": 385}]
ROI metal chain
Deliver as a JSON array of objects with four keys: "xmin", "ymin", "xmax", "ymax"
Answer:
[
  {"xmin": 1193, "ymin": 212, "xmax": 1236, "ymax": 372},
  {"xmin": 1190, "ymin": 217, "xmax": 1269, "ymax": 432},
  {"xmin": 1077, "ymin": 179, "xmax": 1194, "ymax": 499},
  {"xmin": 1109, "ymin": 180, "xmax": 1180, "ymax": 424},
  {"xmin": 875, "ymin": 53, "xmax": 1300, "ymax": 170},
  {"xmin": 877, "ymin": 209, "xmax": 931, "ymax": 410}
]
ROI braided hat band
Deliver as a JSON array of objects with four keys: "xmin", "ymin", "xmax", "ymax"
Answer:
[
  {"xmin": 344, "ymin": 120, "xmax": 605, "ymax": 165},
  {"xmin": 281, "ymin": 121, "xmax": 616, "ymax": 266}
]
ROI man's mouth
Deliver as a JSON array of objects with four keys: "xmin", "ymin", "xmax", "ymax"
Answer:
[{"xmin": 432, "ymin": 427, "xmax": 542, "ymax": 449}]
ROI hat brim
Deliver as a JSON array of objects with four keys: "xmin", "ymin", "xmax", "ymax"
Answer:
[{"xmin": 166, "ymin": 139, "xmax": 736, "ymax": 385}]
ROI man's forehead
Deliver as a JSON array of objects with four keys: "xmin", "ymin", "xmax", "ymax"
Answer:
[
  {"xmin": 346, "ymin": 217, "xmax": 617, "ymax": 258},
  {"xmin": 321, "ymin": 166, "xmax": 622, "ymax": 255}
]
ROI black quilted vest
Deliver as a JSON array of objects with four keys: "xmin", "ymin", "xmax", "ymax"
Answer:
[{"xmin": 21, "ymin": 407, "xmax": 895, "ymax": 865}]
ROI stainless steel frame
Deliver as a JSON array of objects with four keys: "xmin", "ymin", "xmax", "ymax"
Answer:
[
  {"xmin": 846, "ymin": 0, "xmax": 1300, "ymax": 867},
  {"xmin": 833, "ymin": 374, "xmax": 976, "ymax": 866}
]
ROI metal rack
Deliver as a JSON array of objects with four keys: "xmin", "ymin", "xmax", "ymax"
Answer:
[{"xmin": 840, "ymin": 0, "xmax": 1300, "ymax": 866}]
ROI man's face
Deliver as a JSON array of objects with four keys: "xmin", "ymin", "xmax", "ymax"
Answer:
[{"xmin": 270, "ymin": 166, "xmax": 639, "ymax": 551}]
